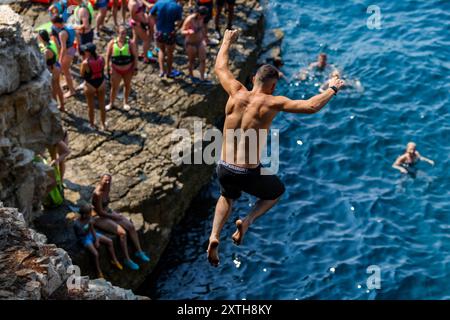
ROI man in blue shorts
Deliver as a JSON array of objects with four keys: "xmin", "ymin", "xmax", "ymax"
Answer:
[{"xmin": 150, "ymin": 0, "xmax": 183, "ymax": 78}]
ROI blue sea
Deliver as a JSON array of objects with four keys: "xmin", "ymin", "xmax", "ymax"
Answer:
[{"xmin": 150, "ymin": 0, "xmax": 450, "ymax": 299}]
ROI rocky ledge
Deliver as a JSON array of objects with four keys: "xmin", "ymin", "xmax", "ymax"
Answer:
[
  {"xmin": 11, "ymin": 0, "xmax": 266, "ymax": 292},
  {"xmin": 0, "ymin": 204, "xmax": 147, "ymax": 300}
]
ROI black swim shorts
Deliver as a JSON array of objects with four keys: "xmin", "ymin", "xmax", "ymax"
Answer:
[{"xmin": 216, "ymin": 160, "xmax": 285, "ymax": 200}]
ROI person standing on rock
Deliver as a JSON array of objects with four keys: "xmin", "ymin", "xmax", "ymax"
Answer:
[
  {"xmin": 182, "ymin": 6, "xmax": 208, "ymax": 83},
  {"xmin": 112, "ymin": 0, "xmax": 128, "ymax": 27},
  {"xmin": 80, "ymin": 43, "xmax": 107, "ymax": 131},
  {"xmin": 207, "ymin": 30, "xmax": 345, "ymax": 267},
  {"xmin": 51, "ymin": 15, "xmax": 77, "ymax": 98},
  {"xmin": 150, "ymin": 0, "xmax": 184, "ymax": 78},
  {"xmin": 105, "ymin": 25, "xmax": 138, "ymax": 111},
  {"xmin": 73, "ymin": 0, "xmax": 96, "ymax": 52},
  {"xmin": 215, "ymin": 0, "xmax": 235, "ymax": 36},
  {"xmin": 74, "ymin": 204, "xmax": 124, "ymax": 279},
  {"xmin": 128, "ymin": 0, "xmax": 154, "ymax": 64},
  {"xmin": 48, "ymin": 128, "xmax": 70, "ymax": 184},
  {"xmin": 38, "ymin": 29, "xmax": 65, "ymax": 112},
  {"xmin": 92, "ymin": 174, "xmax": 150, "ymax": 271},
  {"xmin": 93, "ymin": 0, "xmax": 110, "ymax": 36}
]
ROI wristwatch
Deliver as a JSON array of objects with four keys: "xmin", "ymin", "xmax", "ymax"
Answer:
[{"xmin": 330, "ymin": 86, "xmax": 338, "ymax": 95}]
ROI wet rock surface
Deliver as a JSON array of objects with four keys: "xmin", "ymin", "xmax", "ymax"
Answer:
[{"xmin": 14, "ymin": 0, "xmax": 265, "ymax": 291}]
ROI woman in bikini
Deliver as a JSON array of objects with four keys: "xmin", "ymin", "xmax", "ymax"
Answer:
[
  {"xmin": 128, "ymin": 0, "xmax": 154, "ymax": 64},
  {"xmin": 80, "ymin": 43, "xmax": 107, "ymax": 131},
  {"xmin": 38, "ymin": 29, "xmax": 65, "ymax": 112},
  {"xmin": 105, "ymin": 25, "xmax": 138, "ymax": 112},
  {"xmin": 182, "ymin": 6, "xmax": 208, "ymax": 83},
  {"xmin": 92, "ymin": 174, "xmax": 150, "ymax": 271}
]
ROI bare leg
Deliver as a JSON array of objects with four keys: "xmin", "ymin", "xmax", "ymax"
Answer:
[
  {"xmin": 186, "ymin": 44, "xmax": 196, "ymax": 78},
  {"xmin": 108, "ymin": 69, "xmax": 121, "ymax": 107},
  {"xmin": 97, "ymin": 82, "xmax": 107, "ymax": 129},
  {"xmin": 123, "ymin": 70, "xmax": 133, "ymax": 105},
  {"xmin": 157, "ymin": 42, "xmax": 166, "ymax": 74},
  {"xmin": 112, "ymin": 0, "xmax": 119, "ymax": 26},
  {"xmin": 118, "ymin": 217, "xmax": 142, "ymax": 252},
  {"xmin": 85, "ymin": 244, "xmax": 102, "ymax": 277},
  {"xmin": 167, "ymin": 44, "xmax": 175, "ymax": 75},
  {"xmin": 215, "ymin": 4, "xmax": 223, "ymax": 32},
  {"xmin": 232, "ymin": 197, "xmax": 280, "ymax": 245},
  {"xmin": 96, "ymin": 8, "xmax": 107, "ymax": 33},
  {"xmin": 61, "ymin": 54, "xmax": 76, "ymax": 96},
  {"xmin": 207, "ymin": 196, "xmax": 233, "ymax": 266},
  {"xmin": 84, "ymin": 84, "xmax": 96, "ymax": 128},
  {"xmin": 198, "ymin": 43, "xmax": 207, "ymax": 80},
  {"xmin": 94, "ymin": 217, "xmax": 132, "ymax": 261},
  {"xmin": 99, "ymin": 235, "xmax": 120, "ymax": 263},
  {"xmin": 53, "ymin": 68, "xmax": 65, "ymax": 111}
]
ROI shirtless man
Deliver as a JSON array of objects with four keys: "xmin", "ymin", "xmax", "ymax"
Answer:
[
  {"xmin": 182, "ymin": 6, "xmax": 208, "ymax": 82},
  {"xmin": 392, "ymin": 142, "xmax": 434, "ymax": 174},
  {"xmin": 207, "ymin": 30, "xmax": 345, "ymax": 266},
  {"xmin": 297, "ymin": 53, "xmax": 335, "ymax": 81}
]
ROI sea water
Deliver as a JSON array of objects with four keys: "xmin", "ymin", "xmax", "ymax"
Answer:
[{"xmin": 149, "ymin": 0, "xmax": 450, "ymax": 299}]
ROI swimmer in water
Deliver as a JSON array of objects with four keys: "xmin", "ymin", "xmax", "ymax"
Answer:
[
  {"xmin": 392, "ymin": 142, "xmax": 435, "ymax": 174},
  {"xmin": 296, "ymin": 53, "xmax": 336, "ymax": 81},
  {"xmin": 207, "ymin": 30, "xmax": 345, "ymax": 267},
  {"xmin": 319, "ymin": 69, "xmax": 363, "ymax": 93}
]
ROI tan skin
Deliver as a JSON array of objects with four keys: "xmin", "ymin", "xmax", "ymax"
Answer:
[
  {"xmin": 182, "ymin": 12, "xmax": 207, "ymax": 80},
  {"xmin": 392, "ymin": 142, "xmax": 434, "ymax": 174},
  {"xmin": 128, "ymin": 0, "xmax": 154, "ymax": 63},
  {"xmin": 113, "ymin": 0, "xmax": 128, "ymax": 26},
  {"xmin": 80, "ymin": 51, "xmax": 107, "ymax": 130},
  {"xmin": 51, "ymin": 22, "xmax": 76, "ymax": 97},
  {"xmin": 207, "ymin": 30, "xmax": 345, "ymax": 266},
  {"xmin": 92, "ymin": 175, "xmax": 144, "ymax": 262},
  {"xmin": 78, "ymin": 207, "xmax": 122, "ymax": 278},
  {"xmin": 48, "ymin": 134, "xmax": 70, "ymax": 182},
  {"xmin": 152, "ymin": 3, "xmax": 183, "ymax": 76},
  {"xmin": 105, "ymin": 27, "xmax": 138, "ymax": 109},
  {"xmin": 38, "ymin": 36, "xmax": 65, "ymax": 112},
  {"xmin": 74, "ymin": 1, "xmax": 93, "ymax": 43}
]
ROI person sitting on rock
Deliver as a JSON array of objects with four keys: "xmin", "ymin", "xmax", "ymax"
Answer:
[
  {"xmin": 80, "ymin": 43, "xmax": 107, "ymax": 131},
  {"xmin": 92, "ymin": 174, "xmax": 150, "ymax": 271},
  {"xmin": 182, "ymin": 6, "xmax": 208, "ymax": 83},
  {"xmin": 73, "ymin": 203, "xmax": 123, "ymax": 279},
  {"xmin": 38, "ymin": 29, "xmax": 65, "ymax": 112}
]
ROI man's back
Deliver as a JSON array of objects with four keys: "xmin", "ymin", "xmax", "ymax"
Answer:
[
  {"xmin": 151, "ymin": 0, "xmax": 183, "ymax": 33},
  {"xmin": 221, "ymin": 89, "xmax": 278, "ymax": 167}
]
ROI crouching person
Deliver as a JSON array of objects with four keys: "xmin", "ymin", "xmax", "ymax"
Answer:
[{"xmin": 73, "ymin": 204, "xmax": 123, "ymax": 279}]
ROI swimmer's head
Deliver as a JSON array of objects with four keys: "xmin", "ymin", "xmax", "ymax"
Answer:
[
  {"xmin": 51, "ymin": 15, "xmax": 64, "ymax": 27},
  {"xmin": 318, "ymin": 53, "xmax": 327, "ymax": 68},
  {"xmin": 406, "ymin": 142, "xmax": 416, "ymax": 155},
  {"xmin": 330, "ymin": 70, "xmax": 340, "ymax": 79},
  {"xmin": 38, "ymin": 29, "xmax": 50, "ymax": 44},
  {"xmin": 253, "ymin": 64, "xmax": 280, "ymax": 94}
]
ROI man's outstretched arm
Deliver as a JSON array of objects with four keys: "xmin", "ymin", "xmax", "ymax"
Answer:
[
  {"xmin": 275, "ymin": 78, "xmax": 345, "ymax": 114},
  {"xmin": 215, "ymin": 29, "xmax": 244, "ymax": 96}
]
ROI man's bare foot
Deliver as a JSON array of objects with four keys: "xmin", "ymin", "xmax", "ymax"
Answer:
[
  {"xmin": 232, "ymin": 219, "xmax": 249, "ymax": 246},
  {"xmin": 207, "ymin": 238, "xmax": 220, "ymax": 267}
]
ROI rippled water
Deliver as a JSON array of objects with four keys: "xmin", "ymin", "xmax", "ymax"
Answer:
[{"xmin": 149, "ymin": 0, "xmax": 450, "ymax": 299}]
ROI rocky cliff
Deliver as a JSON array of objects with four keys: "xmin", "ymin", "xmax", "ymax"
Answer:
[
  {"xmin": 0, "ymin": 204, "xmax": 146, "ymax": 300},
  {"xmin": 0, "ymin": 4, "xmax": 62, "ymax": 223},
  {"xmin": 14, "ymin": 0, "xmax": 266, "ymax": 292}
]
